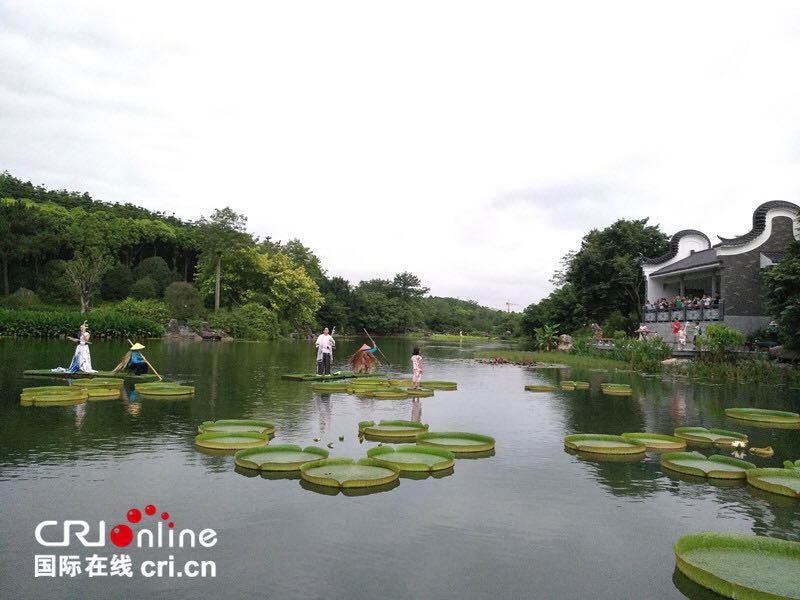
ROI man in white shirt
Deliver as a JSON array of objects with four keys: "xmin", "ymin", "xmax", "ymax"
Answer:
[{"xmin": 315, "ymin": 327, "xmax": 335, "ymax": 375}]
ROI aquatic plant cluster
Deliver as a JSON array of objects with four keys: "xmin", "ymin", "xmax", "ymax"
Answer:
[{"xmin": 187, "ymin": 375, "xmax": 495, "ymax": 495}]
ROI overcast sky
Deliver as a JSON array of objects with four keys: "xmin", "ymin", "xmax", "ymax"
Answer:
[{"xmin": 2, "ymin": 2, "xmax": 800, "ymax": 310}]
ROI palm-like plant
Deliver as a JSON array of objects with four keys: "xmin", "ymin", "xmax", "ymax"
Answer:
[{"xmin": 534, "ymin": 324, "xmax": 559, "ymax": 352}]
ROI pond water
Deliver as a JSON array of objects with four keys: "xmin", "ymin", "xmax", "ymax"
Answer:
[{"xmin": 1, "ymin": 338, "xmax": 799, "ymax": 599}]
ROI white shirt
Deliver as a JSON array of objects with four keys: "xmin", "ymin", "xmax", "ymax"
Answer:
[{"xmin": 316, "ymin": 334, "xmax": 335, "ymax": 353}]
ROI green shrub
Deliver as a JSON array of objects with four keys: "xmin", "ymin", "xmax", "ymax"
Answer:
[
  {"xmin": 101, "ymin": 263, "xmax": 134, "ymax": 300},
  {"xmin": 209, "ymin": 303, "xmax": 279, "ymax": 340},
  {"xmin": 102, "ymin": 298, "xmax": 170, "ymax": 325},
  {"xmin": 0, "ymin": 308, "xmax": 163, "ymax": 338},
  {"xmin": 36, "ymin": 259, "xmax": 75, "ymax": 304},
  {"xmin": 5, "ymin": 287, "xmax": 40, "ymax": 308},
  {"xmin": 628, "ymin": 337, "xmax": 672, "ymax": 372},
  {"xmin": 696, "ymin": 324, "xmax": 745, "ymax": 360},
  {"xmin": 164, "ymin": 281, "xmax": 202, "ymax": 321},
  {"xmin": 130, "ymin": 276, "xmax": 157, "ymax": 299}
]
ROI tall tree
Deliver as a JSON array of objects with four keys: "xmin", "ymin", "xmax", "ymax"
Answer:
[
  {"xmin": 564, "ymin": 218, "xmax": 668, "ymax": 324},
  {"xmin": 63, "ymin": 249, "xmax": 113, "ymax": 313},
  {"xmin": 196, "ymin": 208, "xmax": 252, "ymax": 311},
  {"xmin": 763, "ymin": 226, "xmax": 800, "ymax": 349}
]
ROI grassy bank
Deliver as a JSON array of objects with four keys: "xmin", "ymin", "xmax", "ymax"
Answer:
[
  {"xmin": 430, "ymin": 333, "xmax": 491, "ymax": 341},
  {"xmin": 473, "ymin": 350, "xmax": 629, "ymax": 370},
  {"xmin": 669, "ymin": 359, "xmax": 800, "ymax": 386}
]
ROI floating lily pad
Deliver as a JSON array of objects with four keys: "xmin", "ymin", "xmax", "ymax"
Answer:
[
  {"xmin": 358, "ymin": 420, "xmax": 428, "ymax": 438},
  {"xmin": 299, "ymin": 478, "xmax": 400, "ymax": 496},
  {"xmin": 621, "ymin": 432, "xmax": 686, "ymax": 451},
  {"xmin": 300, "ymin": 458, "xmax": 400, "ymax": 488},
  {"xmin": 403, "ymin": 387, "xmax": 434, "ymax": 397},
  {"xmin": 85, "ymin": 387, "xmax": 121, "ymax": 400},
  {"xmin": 310, "ymin": 382, "xmax": 350, "ymax": 392},
  {"xmin": 20, "ymin": 386, "xmax": 89, "ymax": 404},
  {"xmin": 746, "ymin": 468, "xmax": 800, "ymax": 499},
  {"xmin": 560, "ymin": 381, "xmax": 576, "ymax": 391},
  {"xmin": 601, "ymin": 383, "xmax": 632, "ymax": 396},
  {"xmin": 563, "ymin": 434, "xmax": 646, "ymax": 455},
  {"xmin": 673, "ymin": 427, "xmax": 748, "ymax": 447},
  {"xmin": 194, "ymin": 431, "xmax": 269, "ymax": 450},
  {"xmin": 71, "ymin": 378, "xmax": 125, "ymax": 388},
  {"xmin": 660, "ymin": 451, "xmax": 755, "ymax": 479},
  {"xmin": 23, "ymin": 369, "xmax": 159, "ymax": 381},
  {"xmin": 367, "ymin": 445, "xmax": 455, "ymax": 472},
  {"xmin": 725, "ymin": 407, "xmax": 800, "ymax": 425},
  {"xmin": 369, "ymin": 388, "xmax": 410, "ymax": 400},
  {"xmin": 281, "ymin": 372, "xmax": 372, "ymax": 382},
  {"xmin": 234, "ymin": 444, "xmax": 328, "ymax": 471},
  {"xmin": 135, "ymin": 382, "xmax": 195, "ymax": 396},
  {"xmin": 785, "ymin": 459, "xmax": 800, "ymax": 470},
  {"xmin": 674, "ymin": 532, "xmax": 800, "ymax": 599},
  {"xmin": 573, "ymin": 381, "xmax": 590, "ymax": 389},
  {"xmin": 525, "ymin": 385, "xmax": 555, "ymax": 392},
  {"xmin": 419, "ymin": 381, "xmax": 457, "ymax": 390},
  {"xmin": 199, "ymin": 419, "xmax": 276, "ymax": 435},
  {"xmin": 416, "ymin": 432, "xmax": 495, "ymax": 453}
]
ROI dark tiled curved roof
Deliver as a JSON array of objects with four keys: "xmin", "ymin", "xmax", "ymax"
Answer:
[
  {"xmin": 642, "ymin": 229, "xmax": 711, "ymax": 265},
  {"xmin": 649, "ymin": 248, "xmax": 720, "ymax": 277},
  {"xmin": 717, "ymin": 200, "xmax": 800, "ymax": 247}
]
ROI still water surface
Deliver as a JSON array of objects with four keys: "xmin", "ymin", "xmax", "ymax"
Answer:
[{"xmin": 1, "ymin": 338, "xmax": 799, "ymax": 599}]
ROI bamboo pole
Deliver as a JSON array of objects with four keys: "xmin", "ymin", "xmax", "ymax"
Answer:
[{"xmin": 127, "ymin": 338, "xmax": 162, "ymax": 381}]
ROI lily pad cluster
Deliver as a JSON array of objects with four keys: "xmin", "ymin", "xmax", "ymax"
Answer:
[
  {"xmin": 559, "ymin": 381, "xmax": 589, "ymax": 391},
  {"xmin": 309, "ymin": 377, "xmax": 456, "ymax": 400},
  {"xmin": 673, "ymin": 427, "xmax": 748, "ymax": 447},
  {"xmin": 134, "ymin": 382, "xmax": 195, "ymax": 396},
  {"xmin": 600, "ymin": 383, "xmax": 632, "ymax": 396}
]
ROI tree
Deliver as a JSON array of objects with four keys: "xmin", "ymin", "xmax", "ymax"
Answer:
[
  {"xmin": 534, "ymin": 324, "xmax": 559, "ymax": 351},
  {"xmin": 521, "ymin": 283, "xmax": 587, "ymax": 336},
  {"xmin": 134, "ymin": 256, "xmax": 176, "ymax": 295},
  {"xmin": 564, "ymin": 218, "xmax": 668, "ymax": 325},
  {"xmin": 0, "ymin": 200, "xmax": 50, "ymax": 295},
  {"xmin": 164, "ymin": 281, "xmax": 202, "ymax": 321},
  {"xmin": 63, "ymin": 249, "xmax": 113, "ymax": 313},
  {"xmin": 196, "ymin": 207, "xmax": 252, "ymax": 311},
  {"xmin": 763, "ymin": 233, "xmax": 800, "ymax": 349},
  {"xmin": 101, "ymin": 263, "xmax": 135, "ymax": 300}
]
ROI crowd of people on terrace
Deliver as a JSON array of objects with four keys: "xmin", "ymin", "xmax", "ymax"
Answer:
[{"xmin": 644, "ymin": 293, "xmax": 721, "ymax": 311}]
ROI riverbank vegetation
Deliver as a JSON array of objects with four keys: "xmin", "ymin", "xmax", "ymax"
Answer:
[{"xmin": 0, "ymin": 172, "xmax": 519, "ymax": 339}]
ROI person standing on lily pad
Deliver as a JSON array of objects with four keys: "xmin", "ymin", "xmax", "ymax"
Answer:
[
  {"xmin": 68, "ymin": 322, "xmax": 95, "ymax": 374},
  {"xmin": 411, "ymin": 347, "xmax": 423, "ymax": 389},
  {"xmin": 315, "ymin": 327, "xmax": 336, "ymax": 375}
]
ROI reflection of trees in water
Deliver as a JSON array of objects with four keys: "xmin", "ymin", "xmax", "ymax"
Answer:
[{"xmin": 566, "ymin": 449, "xmax": 664, "ymax": 499}]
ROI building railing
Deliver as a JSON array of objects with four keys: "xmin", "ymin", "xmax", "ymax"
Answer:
[{"xmin": 642, "ymin": 300, "xmax": 724, "ymax": 323}]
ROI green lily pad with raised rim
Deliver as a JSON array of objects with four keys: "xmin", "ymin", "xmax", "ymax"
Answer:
[
  {"xmin": 746, "ymin": 468, "xmax": 800, "ymax": 499},
  {"xmin": 234, "ymin": 444, "xmax": 329, "ymax": 471},
  {"xmin": 194, "ymin": 431, "xmax": 269, "ymax": 450},
  {"xmin": 369, "ymin": 388, "xmax": 410, "ymax": 400},
  {"xmin": 358, "ymin": 420, "xmax": 428, "ymax": 438},
  {"xmin": 673, "ymin": 427, "xmax": 748, "ymax": 447},
  {"xmin": 660, "ymin": 451, "xmax": 755, "ymax": 479},
  {"xmin": 674, "ymin": 532, "xmax": 800, "ymax": 599},
  {"xmin": 725, "ymin": 407, "xmax": 800, "ymax": 425},
  {"xmin": 135, "ymin": 382, "xmax": 195, "ymax": 396},
  {"xmin": 20, "ymin": 386, "xmax": 89, "ymax": 404},
  {"xmin": 281, "ymin": 372, "xmax": 373, "ymax": 381},
  {"xmin": 525, "ymin": 385, "xmax": 555, "ymax": 392},
  {"xmin": 70, "ymin": 378, "xmax": 125, "ymax": 388},
  {"xmin": 563, "ymin": 434, "xmax": 646, "ymax": 455},
  {"xmin": 23, "ymin": 369, "xmax": 159, "ymax": 381},
  {"xmin": 621, "ymin": 432, "xmax": 687, "ymax": 451},
  {"xmin": 785, "ymin": 459, "xmax": 800, "ymax": 470},
  {"xmin": 300, "ymin": 458, "xmax": 400, "ymax": 488},
  {"xmin": 601, "ymin": 383, "xmax": 632, "ymax": 396},
  {"xmin": 416, "ymin": 432, "xmax": 495, "ymax": 453},
  {"xmin": 310, "ymin": 382, "xmax": 351, "ymax": 392},
  {"xmin": 85, "ymin": 387, "xmax": 121, "ymax": 400},
  {"xmin": 560, "ymin": 381, "xmax": 576, "ymax": 391},
  {"xmin": 403, "ymin": 387, "xmax": 434, "ymax": 397},
  {"xmin": 573, "ymin": 381, "xmax": 589, "ymax": 389},
  {"xmin": 367, "ymin": 445, "xmax": 455, "ymax": 472},
  {"xmin": 418, "ymin": 381, "xmax": 457, "ymax": 390},
  {"xmin": 199, "ymin": 419, "xmax": 276, "ymax": 435}
]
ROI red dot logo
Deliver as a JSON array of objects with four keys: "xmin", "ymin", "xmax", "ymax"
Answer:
[
  {"xmin": 127, "ymin": 508, "xmax": 142, "ymax": 524},
  {"xmin": 161, "ymin": 512, "xmax": 170, "ymax": 520},
  {"xmin": 145, "ymin": 504, "xmax": 156, "ymax": 516},
  {"xmin": 168, "ymin": 522, "xmax": 174, "ymax": 529},
  {"xmin": 110, "ymin": 524, "xmax": 133, "ymax": 547}
]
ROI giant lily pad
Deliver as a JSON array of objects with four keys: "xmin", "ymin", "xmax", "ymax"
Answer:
[
  {"xmin": 358, "ymin": 420, "xmax": 428, "ymax": 439},
  {"xmin": 416, "ymin": 432, "xmax": 495, "ymax": 453},
  {"xmin": 194, "ymin": 431, "xmax": 269, "ymax": 450},
  {"xmin": 281, "ymin": 372, "xmax": 372, "ymax": 382},
  {"xmin": 23, "ymin": 369, "xmax": 159, "ymax": 381},
  {"xmin": 621, "ymin": 432, "xmax": 686, "ymax": 451},
  {"xmin": 746, "ymin": 468, "xmax": 800, "ymax": 499},
  {"xmin": 660, "ymin": 451, "xmax": 755, "ymax": 479},
  {"xmin": 525, "ymin": 385, "xmax": 555, "ymax": 392},
  {"xmin": 564, "ymin": 434, "xmax": 645, "ymax": 455},
  {"xmin": 600, "ymin": 383, "xmax": 632, "ymax": 396},
  {"xmin": 71, "ymin": 378, "xmax": 124, "ymax": 388},
  {"xmin": 20, "ymin": 386, "xmax": 88, "ymax": 404},
  {"xmin": 418, "ymin": 381, "xmax": 457, "ymax": 390},
  {"xmin": 725, "ymin": 407, "xmax": 800, "ymax": 425},
  {"xmin": 367, "ymin": 445, "xmax": 455, "ymax": 472},
  {"xmin": 300, "ymin": 458, "xmax": 400, "ymax": 488},
  {"xmin": 135, "ymin": 382, "xmax": 195, "ymax": 396},
  {"xmin": 673, "ymin": 427, "xmax": 748, "ymax": 447},
  {"xmin": 674, "ymin": 532, "xmax": 800, "ymax": 599},
  {"xmin": 310, "ymin": 382, "xmax": 351, "ymax": 392},
  {"xmin": 85, "ymin": 387, "xmax": 121, "ymax": 400},
  {"xmin": 369, "ymin": 388, "xmax": 410, "ymax": 400},
  {"xmin": 560, "ymin": 381, "xmax": 576, "ymax": 391},
  {"xmin": 785, "ymin": 459, "xmax": 800, "ymax": 471},
  {"xmin": 404, "ymin": 387, "xmax": 434, "ymax": 398},
  {"xmin": 199, "ymin": 419, "xmax": 276, "ymax": 435},
  {"xmin": 234, "ymin": 444, "xmax": 328, "ymax": 471}
]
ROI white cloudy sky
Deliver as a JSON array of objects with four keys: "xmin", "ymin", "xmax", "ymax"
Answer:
[{"xmin": 2, "ymin": 2, "xmax": 800, "ymax": 310}]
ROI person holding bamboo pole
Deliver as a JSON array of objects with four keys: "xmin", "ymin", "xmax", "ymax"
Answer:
[{"xmin": 315, "ymin": 327, "xmax": 336, "ymax": 375}]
